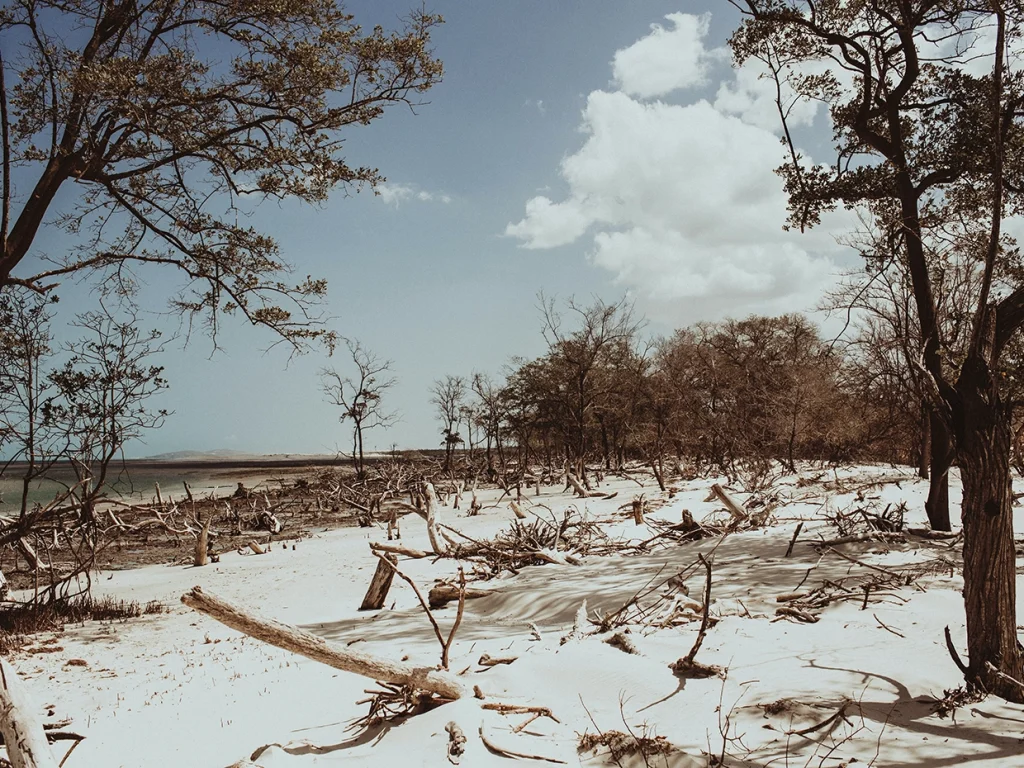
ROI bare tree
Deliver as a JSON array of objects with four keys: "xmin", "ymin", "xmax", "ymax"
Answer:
[
  {"xmin": 320, "ymin": 339, "xmax": 398, "ymax": 480},
  {"xmin": 471, "ymin": 372, "xmax": 508, "ymax": 478},
  {"xmin": 0, "ymin": 0, "xmax": 443, "ymax": 347},
  {"xmin": 538, "ymin": 294, "xmax": 642, "ymax": 486},
  {"xmin": 0, "ymin": 291, "xmax": 167, "ymax": 602},
  {"xmin": 430, "ymin": 376, "xmax": 466, "ymax": 472},
  {"xmin": 732, "ymin": 0, "xmax": 1024, "ymax": 698}
]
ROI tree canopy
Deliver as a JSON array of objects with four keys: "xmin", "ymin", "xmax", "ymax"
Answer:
[{"xmin": 0, "ymin": 0, "xmax": 443, "ymax": 345}]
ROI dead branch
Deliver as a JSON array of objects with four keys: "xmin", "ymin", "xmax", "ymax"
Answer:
[
  {"xmin": 446, "ymin": 721, "xmax": 467, "ymax": 765},
  {"xmin": 873, "ymin": 613, "xmax": 905, "ymax": 638},
  {"xmin": 479, "ymin": 725, "xmax": 566, "ymax": 764},
  {"xmin": 428, "ymin": 583, "xmax": 491, "ymax": 610},
  {"xmin": 711, "ymin": 484, "xmax": 747, "ymax": 523},
  {"xmin": 669, "ymin": 554, "xmax": 723, "ymax": 678},
  {"xmin": 180, "ymin": 586, "xmax": 467, "ymax": 700},
  {"xmin": 819, "ymin": 532, "xmax": 904, "ymax": 547},
  {"xmin": 369, "ymin": 542, "xmax": 429, "ymax": 559},
  {"xmin": 423, "ymin": 483, "xmax": 448, "ymax": 555},
  {"xmin": 478, "ymin": 654, "xmax": 518, "ymax": 667},
  {"xmin": 785, "ymin": 522, "xmax": 804, "ymax": 558},
  {"xmin": 944, "ymin": 626, "xmax": 969, "ymax": 675}
]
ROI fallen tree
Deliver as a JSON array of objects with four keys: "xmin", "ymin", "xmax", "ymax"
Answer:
[{"xmin": 180, "ymin": 586, "xmax": 467, "ymax": 700}]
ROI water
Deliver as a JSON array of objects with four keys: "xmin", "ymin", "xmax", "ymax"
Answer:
[{"xmin": 0, "ymin": 463, "xmax": 301, "ymax": 513}]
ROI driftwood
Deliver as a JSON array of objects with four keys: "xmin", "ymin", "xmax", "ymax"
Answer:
[
  {"xmin": 631, "ymin": 496, "xmax": 645, "ymax": 525},
  {"xmin": 194, "ymin": 516, "xmax": 210, "ymax": 567},
  {"xmin": 509, "ymin": 501, "xmax": 528, "ymax": 520},
  {"xmin": 669, "ymin": 555, "xmax": 722, "ymax": 678},
  {"xmin": 560, "ymin": 600, "xmax": 590, "ymax": 645},
  {"xmin": 370, "ymin": 541, "xmax": 429, "ymax": 559},
  {"xmin": 478, "ymin": 654, "xmax": 518, "ymax": 667},
  {"xmin": 906, "ymin": 527, "xmax": 961, "ymax": 540},
  {"xmin": 785, "ymin": 522, "xmax": 804, "ymax": 558},
  {"xmin": 710, "ymin": 484, "xmax": 747, "ymax": 523},
  {"xmin": 819, "ymin": 531, "xmax": 904, "ymax": 547},
  {"xmin": 566, "ymin": 475, "xmax": 606, "ymax": 499},
  {"xmin": 246, "ymin": 541, "xmax": 265, "ymax": 555},
  {"xmin": 428, "ymin": 584, "xmax": 492, "ymax": 609},
  {"xmin": 446, "ymin": 721, "xmax": 467, "ymax": 764},
  {"xmin": 0, "ymin": 659, "xmax": 59, "ymax": 768},
  {"xmin": 423, "ymin": 483, "xmax": 448, "ymax": 555},
  {"xmin": 181, "ymin": 587, "xmax": 468, "ymax": 700},
  {"xmin": 359, "ymin": 554, "xmax": 398, "ymax": 611}
]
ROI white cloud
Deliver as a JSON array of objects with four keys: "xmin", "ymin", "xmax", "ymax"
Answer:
[
  {"xmin": 612, "ymin": 13, "xmax": 727, "ymax": 99},
  {"xmin": 713, "ymin": 58, "xmax": 824, "ymax": 133},
  {"xmin": 506, "ymin": 15, "xmax": 854, "ymax": 323},
  {"xmin": 377, "ymin": 182, "xmax": 451, "ymax": 207}
]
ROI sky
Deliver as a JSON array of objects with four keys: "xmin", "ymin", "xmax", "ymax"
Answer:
[{"xmin": 12, "ymin": 1, "xmax": 871, "ymax": 457}]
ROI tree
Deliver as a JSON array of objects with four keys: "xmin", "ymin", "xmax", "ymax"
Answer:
[
  {"xmin": 538, "ymin": 294, "xmax": 642, "ymax": 485},
  {"xmin": 320, "ymin": 339, "xmax": 397, "ymax": 480},
  {"xmin": 470, "ymin": 372, "xmax": 508, "ymax": 477},
  {"xmin": 0, "ymin": 291, "xmax": 167, "ymax": 601},
  {"xmin": 430, "ymin": 375, "xmax": 465, "ymax": 472},
  {"xmin": 0, "ymin": 0, "xmax": 442, "ymax": 345},
  {"xmin": 731, "ymin": 0, "xmax": 1024, "ymax": 698}
]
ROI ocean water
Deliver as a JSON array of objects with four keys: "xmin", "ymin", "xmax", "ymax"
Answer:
[{"xmin": 0, "ymin": 465, "xmax": 295, "ymax": 513}]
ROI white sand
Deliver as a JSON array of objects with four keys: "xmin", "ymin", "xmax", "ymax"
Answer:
[{"xmin": 8, "ymin": 465, "xmax": 1023, "ymax": 767}]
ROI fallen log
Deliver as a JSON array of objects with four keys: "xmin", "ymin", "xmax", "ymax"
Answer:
[
  {"xmin": 906, "ymin": 527, "xmax": 961, "ymax": 540},
  {"xmin": 818, "ymin": 531, "xmax": 904, "ymax": 547},
  {"xmin": 566, "ymin": 475, "xmax": 605, "ymax": 499},
  {"xmin": 370, "ymin": 541, "xmax": 430, "ymax": 559},
  {"xmin": 0, "ymin": 658, "xmax": 60, "ymax": 768},
  {"xmin": 181, "ymin": 587, "xmax": 467, "ymax": 700},
  {"xmin": 428, "ymin": 584, "xmax": 493, "ymax": 609},
  {"xmin": 246, "ymin": 541, "xmax": 266, "ymax": 555},
  {"xmin": 710, "ymin": 484, "xmax": 747, "ymax": 523}
]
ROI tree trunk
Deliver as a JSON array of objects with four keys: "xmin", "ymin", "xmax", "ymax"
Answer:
[
  {"xmin": 918, "ymin": 402, "xmax": 931, "ymax": 479},
  {"xmin": 926, "ymin": 412, "xmax": 952, "ymax": 532},
  {"xmin": 956, "ymin": 366, "xmax": 1023, "ymax": 701}
]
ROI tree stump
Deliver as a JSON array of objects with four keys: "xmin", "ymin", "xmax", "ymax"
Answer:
[{"xmin": 359, "ymin": 554, "xmax": 398, "ymax": 611}]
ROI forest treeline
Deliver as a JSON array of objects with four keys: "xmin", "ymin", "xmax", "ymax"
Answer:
[{"xmin": 418, "ymin": 294, "xmax": 975, "ymax": 490}]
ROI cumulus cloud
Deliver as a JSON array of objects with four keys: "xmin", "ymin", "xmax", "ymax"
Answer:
[
  {"xmin": 713, "ymin": 59, "xmax": 822, "ymax": 133},
  {"xmin": 612, "ymin": 13, "xmax": 727, "ymax": 99},
  {"xmin": 506, "ymin": 13, "xmax": 852, "ymax": 322},
  {"xmin": 377, "ymin": 182, "xmax": 451, "ymax": 206}
]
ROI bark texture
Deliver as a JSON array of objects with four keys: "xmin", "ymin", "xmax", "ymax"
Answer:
[{"xmin": 956, "ymin": 363, "xmax": 1023, "ymax": 700}]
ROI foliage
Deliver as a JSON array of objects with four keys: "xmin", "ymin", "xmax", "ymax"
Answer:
[{"xmin": 0, "ymin": 0, "xmax": 443, "ymax": 346}]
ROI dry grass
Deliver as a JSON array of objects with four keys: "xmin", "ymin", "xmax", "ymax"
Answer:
[{"xmin": 0, "ymin": 594, "xmax": 165, "ymax": 653}]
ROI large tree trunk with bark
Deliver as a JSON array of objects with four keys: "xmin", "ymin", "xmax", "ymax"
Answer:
[
  {"xmin": 956, "ymin": 365, "xmax": 1023, "ymax": 701},
  {"xmin": 926, "ymin": 412, "xmax": 952, "ymax": 532}
]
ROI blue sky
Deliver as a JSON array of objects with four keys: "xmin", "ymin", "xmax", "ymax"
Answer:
[{"xmin": 16, "ymin": 2, "xmax": 863, "ymax": 456}]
